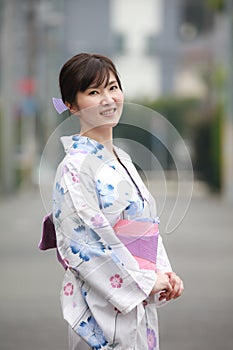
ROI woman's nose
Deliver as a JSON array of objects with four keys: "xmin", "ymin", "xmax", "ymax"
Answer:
[{"xmin": 101, "ymin": 91, "xmax": 114, "ymax": 104}]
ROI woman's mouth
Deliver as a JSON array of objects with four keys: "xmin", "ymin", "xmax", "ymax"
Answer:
[{"xmin": 100, "ymin": 108, "xmax": 117, "ymax": 117}]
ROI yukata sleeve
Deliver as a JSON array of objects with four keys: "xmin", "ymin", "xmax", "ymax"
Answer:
[
  {"xmin": 55, "ymin": 159, "xmax": 157, "ymax": 315},
  {"xmin": 156, "ymin": 235, "xmax": 173, "ymax": 272},
  {"xmin": 148, "ymin": 234, "xmax": 173, "ymax": 307}
]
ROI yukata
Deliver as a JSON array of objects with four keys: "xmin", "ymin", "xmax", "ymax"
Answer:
[{"xmin": 52, "ymin": 135, "xmax": 172, "ymax": 350}]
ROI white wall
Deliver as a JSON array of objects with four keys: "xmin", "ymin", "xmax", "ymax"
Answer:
[{"xmin": 111, "ymin": 0, "xmax": 162, "ymax": 100}]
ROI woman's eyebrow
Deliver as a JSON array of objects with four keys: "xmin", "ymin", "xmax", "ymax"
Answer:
[
  {"xmin": 86, "ymin": 83, "xmax": 99, "ymax": 89},
  {"xmin": 87, "ymin": 80, "xmax": 118, "ymax": 89},
  {"xmin": 108, "ymin": 80, "xmax": 118, "ymax": 86}
]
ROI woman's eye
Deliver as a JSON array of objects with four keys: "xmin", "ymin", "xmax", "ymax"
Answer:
[
  {"xmin": 110, "ymin": 85, "xmax": 118, "ymax": 90},
  {"xmin": 89, "ymin": 90, "xmax": 98, "ymax": 95}
]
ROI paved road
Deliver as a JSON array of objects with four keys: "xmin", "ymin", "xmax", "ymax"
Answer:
[{"xmin": 0, "ymin": 186, "xmax": 233, "ymax": 350}]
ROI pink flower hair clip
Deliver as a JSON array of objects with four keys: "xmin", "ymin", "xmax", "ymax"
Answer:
[{"xmin": 52, "ymin": 97, "xmax": 69, "ymax": 114}]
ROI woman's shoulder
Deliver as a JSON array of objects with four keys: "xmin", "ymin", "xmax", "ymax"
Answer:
[{"xmin": 57, "ymin": 137, "xmax": 115, "ymax": 184}]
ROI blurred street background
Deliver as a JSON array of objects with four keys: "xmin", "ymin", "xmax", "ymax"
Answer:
[
  {"xmin": 0, "ymin": 188, "xmax": 233, "ymax": 350},
  {"xmin": 0, "ymin": 0, "xmax": 233, "ymax": 349}
]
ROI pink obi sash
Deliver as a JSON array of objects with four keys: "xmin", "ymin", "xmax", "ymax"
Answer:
[{"xmin": 114, "ymin": 219, "xmax": 159, "ymax": 271}]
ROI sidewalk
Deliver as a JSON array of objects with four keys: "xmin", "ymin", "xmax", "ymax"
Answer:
[{"xmin": 0, "ymin": 186, "xmax": 232, "ymax": 350}]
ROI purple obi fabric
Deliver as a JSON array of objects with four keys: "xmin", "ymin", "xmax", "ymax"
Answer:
[
  {"xmin": 114, "ymin": 219, "xmax": 159, "ymax": 270},
  {"xmin": 39, "ymin": 215, "xmax": 159, "ymax": 271},
  {"xmin": 38, "ymin": 213, "xmax": 68, "ymax": 270}
]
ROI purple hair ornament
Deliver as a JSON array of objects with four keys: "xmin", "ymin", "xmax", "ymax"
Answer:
[{"xmin": 52, "ymin": 97, "xmax": 69, "ymax": 114}]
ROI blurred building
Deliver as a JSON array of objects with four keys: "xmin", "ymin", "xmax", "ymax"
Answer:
[
  {"xmin": 111, "ymin": 0, "xmax": 227, "ymax": 100},
  {"xmin": 0, "ymin": 0, "xmax": 228, "ymax": 106}
]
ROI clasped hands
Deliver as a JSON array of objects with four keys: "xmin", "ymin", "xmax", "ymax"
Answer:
[{"xmin": 150, "ymin": 271, "xmax": 184, "ymax": 301}]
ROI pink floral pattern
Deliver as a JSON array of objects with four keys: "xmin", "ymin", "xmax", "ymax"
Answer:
[
  {"xmin": 147, "ymin": 328, "xmax": 157, "ymax": 350},
  {"xmin": 91, "ymin": 214, "xmax": 105, "ymax": 227},
  {"xmin": 70, "ymin": 172, "xmax": 79, "ymax": 183},
  {"xmin": 110, "ymin": 274, "xmax": 123, "ymax": 288},
  {"xmin": 64, "ymin": 282, "xmax": 74, "ymax": 296}
]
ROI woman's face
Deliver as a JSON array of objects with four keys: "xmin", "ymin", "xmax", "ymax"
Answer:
[{"xmin": 71, "ymin": 71, "xmax": 124, "ymax": 132}]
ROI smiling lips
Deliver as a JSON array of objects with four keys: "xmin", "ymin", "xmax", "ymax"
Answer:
[{"xmin": 100, "ymin": 107, "xmax": 117, "ymax": 117}]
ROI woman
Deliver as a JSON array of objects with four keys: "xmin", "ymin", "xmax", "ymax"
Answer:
[{"xmin": 52, "ymin": 53, "xmax": 184, "ymax": 350}]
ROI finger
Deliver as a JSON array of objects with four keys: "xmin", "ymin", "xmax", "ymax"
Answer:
[
  {"xmin": 171, "ymin": 279, "xmax": 184, "ymax": 299},
  {"xmin": 161, "ymin": 279, "xmax": 173, "ymax": 293},
  {"xmin": 165, "ymin": 271, "xmax": 176, "ymax": 281},
  {"xmin": 167, "ymin": 280, "xmax": 173, "ymax": 291},
  {"xmin": 158, "ymin": 281, "xmax": 172, "ymax": 301},
  {"xmin": 176, "ymin": 280, "xmax": 185, "ymax": 297},
  {"xmin": 166, "ymin": 272, "xmax": 178, "ymax": 290},
  {"xmin": 159, "ymin": 291, "xmax": 170, "ymax": 301},
  {"xmin": 163, "ymin": 284, "xmax": 174, "ymax": 300},
  {"xmin": 171, "ymin": 282, "xmax": 180, "ymax": 298},
  {"xmin": 162, "ymin": 274, "xmax": 184, "ymax": 300},
  {"xmin": 181, "ymin": 280, "xmax": 184, "ymax": 290},
  {"xmin": 172, "ymin": 287, "xmax": 183, "ymax": 299}
]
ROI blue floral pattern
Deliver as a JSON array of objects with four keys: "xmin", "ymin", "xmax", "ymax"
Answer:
[
  {"xmin": 70, "ymin": 224, "xmax": 106, "ymax": 261},
  {"xmin": 72, "ymin": 136, "xmax": 104, "ymax": 154},
  {"xmin": 77, "ymin": 316, "xmax": 108, "ymax": 349},
  {"xmin": 96, "ymin": 179, "xmax": 115, "ymax": 209},
  {"xmin": 125, "ymin": 199, "xmax": 144, "ymax": 217},
  {"xmin": 53, "ymin": 182, "xmax": 65, "ymax": 219}
]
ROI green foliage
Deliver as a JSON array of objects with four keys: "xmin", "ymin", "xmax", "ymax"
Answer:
[
  {"xmin": 133, "ymin": 96, "xmax": 223, "ymax": 190},
  {"xmin": 211, "ymin": 108, "xmax": 222, "ymax": 189},
  {"xmin": 193, "ymin": 109, "xmax": 222, "ymax": 190},
  {"xmin": 137, "ymin": 96, "xmax": 200, "ymax": 137},
  {"xmin": 207, "ymin": 0, "xmax": 225, "ymax": 12}
]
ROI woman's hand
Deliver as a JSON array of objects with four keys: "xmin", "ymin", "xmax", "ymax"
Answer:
[
  {"xmin": 150, "ymin": 272, "xmax": 173, "ymax": 296},
  {"xmin": 159, "ymin": 272, "xmax": 184, "ymax": 301}
]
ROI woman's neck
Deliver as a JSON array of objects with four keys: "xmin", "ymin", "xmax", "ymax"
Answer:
[{"xmin": 80, "ymin": 126, "xmax": 114, "ymax": 154}]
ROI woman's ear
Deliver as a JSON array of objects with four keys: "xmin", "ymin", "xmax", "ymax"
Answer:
[{"xmin": 65, "ymin": 102, "xmax": 79, "ymax": 115}]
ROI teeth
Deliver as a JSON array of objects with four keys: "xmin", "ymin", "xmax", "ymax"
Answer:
[{"xmin": 101, "ymin": 108, "xmax": 115, "ymax": 116}]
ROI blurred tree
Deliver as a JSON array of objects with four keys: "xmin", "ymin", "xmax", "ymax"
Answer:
[
  {"xmin": 137, "ymin": 97, "xmax": 199, "ymax": 137},
  {"xmin": 207, "ymin": 0, "xmax": 225, "ymax": 12}
]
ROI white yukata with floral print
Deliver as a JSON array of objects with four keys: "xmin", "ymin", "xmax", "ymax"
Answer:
[{"xmin": 53, "ymin": 135, "xmax": 172, "ymax": 350}]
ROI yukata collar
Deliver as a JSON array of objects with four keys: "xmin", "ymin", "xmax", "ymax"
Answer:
[
  {"xmin": 60, "ymin": 134, "xmax": 104, "ymax": 155},
  {"xmin": 60, "ymin": 134, "xmax": 121, "ymax": 161},
  {"xmin": 60, "ymin": 134, "xmax": 129, "ymax": 165}
]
